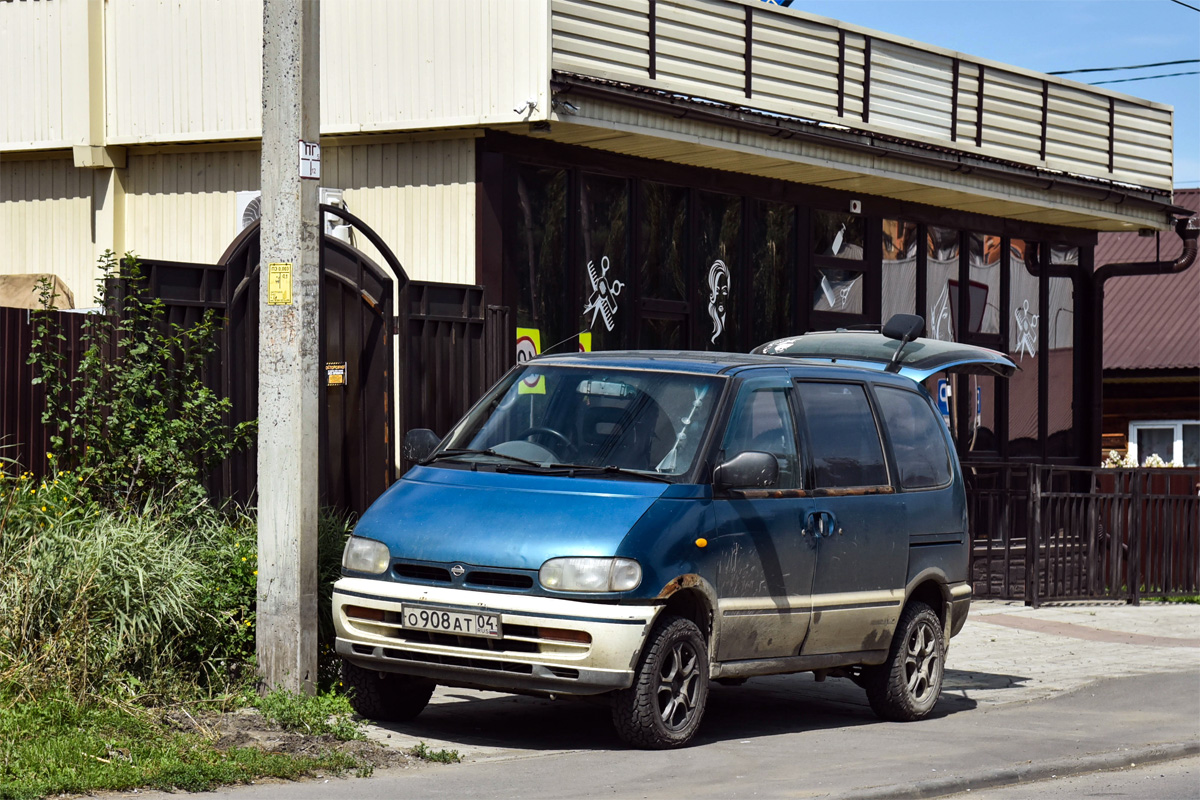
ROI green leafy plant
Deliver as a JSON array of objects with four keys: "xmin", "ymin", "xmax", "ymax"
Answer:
[
  {"xmin": 27, "ymin": 251, "xmax": 255, "ymax": 511},
  {"xmin": 407, "ymin": 741, "xmax": 462, "ymax": 764},
  {"xmin": 256, "ymin": 688, "xmax": 363, "ymax": 741}
]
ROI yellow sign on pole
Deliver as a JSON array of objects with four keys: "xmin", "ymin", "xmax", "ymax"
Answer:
[{"xmin": 268, "ymin": 262, "xmax": 293, "ymax": 305}]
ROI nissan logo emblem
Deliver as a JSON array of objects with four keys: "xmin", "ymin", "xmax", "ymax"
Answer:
[{"xmin": 450, "ymin": 564, "xmax": 465, "ymax": 578}]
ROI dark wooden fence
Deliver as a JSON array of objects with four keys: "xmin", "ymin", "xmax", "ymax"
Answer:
[
  {"xmin": 968, "ymin": 460, "xmax": 1200, "ymax": 604},
  {"xmin": 0, "ymin": 307, "xmax": 91, "ymax": 474}
]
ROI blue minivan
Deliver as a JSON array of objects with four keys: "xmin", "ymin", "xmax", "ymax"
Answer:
[{"xmin": 333, "ymin": 316, "xmax": 1015, "ymax": 748}]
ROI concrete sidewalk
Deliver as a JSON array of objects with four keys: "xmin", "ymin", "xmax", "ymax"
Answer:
[{"xmin": 356, "ymin": 599, "xmax": 1200, "ymax": 762}]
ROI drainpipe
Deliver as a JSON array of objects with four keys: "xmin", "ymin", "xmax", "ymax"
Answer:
[{"xmin": 1092, "ymin": 215, "xmax": 1199, "ymax": 463}]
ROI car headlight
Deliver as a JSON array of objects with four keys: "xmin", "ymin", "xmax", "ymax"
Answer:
[
  {"xmin": 342, "ymin": 536, "xmax": 391, "ymax": 575},
  {"xmin": 539, "ymin": 557, "xmax": 642, "ymax": 592}
]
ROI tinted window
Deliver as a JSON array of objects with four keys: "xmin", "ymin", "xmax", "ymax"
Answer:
[
  {"xmin": 722, "ymin": 385, "xmax": 799, "ymax": 489},
  {"xmin": 797, "ymin": 383, "xmax": 887, "ymax": 488},
  {"xmin": 876, "ymin": 387, "xmax": 953, "ymax": 489}
]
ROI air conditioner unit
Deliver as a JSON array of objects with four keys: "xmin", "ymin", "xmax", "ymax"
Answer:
[{"xmin": 235, "ymin": 188, "xmax": 354, "ymax": 244}]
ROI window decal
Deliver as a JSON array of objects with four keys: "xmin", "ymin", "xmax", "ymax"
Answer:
[
  {"xmin": 583, "ymin": 256, "xmax": 623, "ymax": 332},
  {"xmin": 707, "ymin": 259, "xmax": 730, "ymax": 343}
]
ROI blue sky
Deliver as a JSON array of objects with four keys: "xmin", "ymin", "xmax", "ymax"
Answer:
[{"xmin": 796, "ymin": 0, "xmax": 1200, "ymax": 189}]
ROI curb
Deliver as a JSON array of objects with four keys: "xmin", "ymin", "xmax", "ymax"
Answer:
[{"xmin": 834, "ymin": 741, "xmax": 1200, "ymax": 799}]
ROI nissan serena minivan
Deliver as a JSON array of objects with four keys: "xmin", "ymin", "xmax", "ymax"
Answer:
[{"xmin": 333, "ymin": 315, "xmax": 1015, "ymax": 748}]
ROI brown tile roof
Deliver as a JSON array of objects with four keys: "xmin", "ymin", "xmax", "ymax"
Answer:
[{"xmin": 1097, "ymin": 189, "xmax": 1200, "ymax": 371}]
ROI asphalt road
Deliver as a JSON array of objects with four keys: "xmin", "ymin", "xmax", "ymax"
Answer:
[
  {"xmin": 131, "ymin": 668, "xmax": 1198, "ymax": 800},
  {"xmin": 124, "ymin": 602, "xmax": 1200, "ymax": 800},
  {"xmin": 944, "ymin": 754, "xmax": 1200, "ymax": 799}
]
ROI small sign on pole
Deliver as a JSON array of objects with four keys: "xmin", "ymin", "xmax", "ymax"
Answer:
[
  {"xmin": 267, "ymin": 262, "xmax": 293, "ymax": 305},
  {"xmin": 298, "ymin": 140, "xmax": 321, "ymax": 180}
]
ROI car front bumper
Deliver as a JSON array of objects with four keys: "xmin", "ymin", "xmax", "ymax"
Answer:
[{"xmin": 332, "ymin": 577, "xmax": 659, "ymax": 696}]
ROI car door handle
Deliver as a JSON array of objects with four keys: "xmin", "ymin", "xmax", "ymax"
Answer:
[{"xmin": 805, "ymin": 511, "xmax": 841, "ymax": 538}]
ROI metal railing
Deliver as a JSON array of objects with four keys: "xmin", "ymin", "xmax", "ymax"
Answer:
[{"xmin": 967, "ymin": 461, "xmax": 1200, "ymax": 605}]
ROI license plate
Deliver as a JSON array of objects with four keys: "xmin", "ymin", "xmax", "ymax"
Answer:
[{"xmin": 401, "ymin": 605, "xmax": 502, "ymax": 639}]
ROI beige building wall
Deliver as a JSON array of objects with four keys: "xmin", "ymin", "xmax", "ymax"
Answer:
[
  {"xmin": 0, "ymin": 155, "xmax": 102, "ymax": 307},
  {"xmin": 1, "ymin": 138, "xmax": 478, "ymax": 300}
]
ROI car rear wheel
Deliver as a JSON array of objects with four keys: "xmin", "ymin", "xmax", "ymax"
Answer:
[
  {"xmin": 341, "ymin": 660, "xmax": 435, "ymax": 722},
  {"xmin": 864, "ymin": 600, "xmax": 944, "ymax": 721},
  {"xmin": 611, "ymin": 614, "xmax": 709, "ymax": 749}
]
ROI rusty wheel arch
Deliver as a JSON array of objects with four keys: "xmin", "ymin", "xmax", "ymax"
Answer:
[{"xmin": 656, "ymin": 574, "xmax": 717, "ymax": 640}]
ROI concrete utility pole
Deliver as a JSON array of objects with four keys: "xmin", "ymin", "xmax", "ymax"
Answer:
[{"xmin": 257, "ymin": 0, "xmax": 320, "ymax": 695}]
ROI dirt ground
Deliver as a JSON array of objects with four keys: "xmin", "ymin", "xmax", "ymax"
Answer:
[{"xmin": 163, "ymin": 707, "xmax": 409, "ymax": 770}]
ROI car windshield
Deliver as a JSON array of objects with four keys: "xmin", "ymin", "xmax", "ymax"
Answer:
[{"xmin": 438, "ymin": 365, "xmax": 724, "ymax": 478}]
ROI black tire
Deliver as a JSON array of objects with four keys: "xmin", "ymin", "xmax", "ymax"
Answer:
[
  {"xmin": 864, "ymin": 601, "xmax": 945, "ymax": 721},
  {"xmin": 611, "ymin": 615, "xmax": 709, "ymax": 749},
  {"xmin": 341, "ymin": 660, "xmax": 435, "ymax": 722}
]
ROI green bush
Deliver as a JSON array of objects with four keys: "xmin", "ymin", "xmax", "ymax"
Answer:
[
  {"xmin": 256, "ymin": 688, "xmax": 362, "ymax": 740},
  {"xmin": 28, "ymin": 252, "xmax": 255, "ymax": 512}
]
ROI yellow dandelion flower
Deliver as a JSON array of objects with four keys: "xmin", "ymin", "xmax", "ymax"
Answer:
[
  {"xmin": 241, "ymin": 557, "xmax": 247, "ymax": 562},
  {"xmin": 253, "ymin": 570, "xmax": 258, "ymax": 576},
  {"xmin": 41, "ymin": 506, "xmax": 47, "ymax": 512}
]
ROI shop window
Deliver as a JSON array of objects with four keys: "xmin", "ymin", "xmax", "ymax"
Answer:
[
  {"xmin": 750, "ymin": 200, "xmax": 795, "ymax": 346},
  {"xmin": 638, "ymin": 182, "xmax": 688, "ymax": 303},
  {"xmin": 882, "ymin": 219, "xmax": 917, "ymax": 322},
  {"xmin": 513, "ymin": 165, "xmax": 569, "ymax": 352},
  {"xmin": 966, "ymin": 233, "xmax": 1002, "ymax": 336},
  {"xmin": 812, "ymin": 210, "xmax": 865, "ymax": 259},
  {"xmin": 813, "ymin": 268, "xmax": 864, "ymax": 314},
  {"xmin": 926, "ymin": 226, "xmax": 960, "ymax": 341},
  {"xmin": 797, "ymin": 382, "xmax": 888, "ymax": 488},
  {"xmin": 1007, "ymin": 239, "xmax": 1040, "ymax": 457},
  {"xmin": 696, "ymin": 191, "xmax": 741, "ymax": 349},
  {"xmin": 1046, "ymin": 266, "xmax": 1075, "ymax": 457},
  {"xmin": 579, "ymin": 173, "xmax": 631, "ymax": 350}
]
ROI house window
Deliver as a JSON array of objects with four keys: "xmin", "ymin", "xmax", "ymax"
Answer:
[{"xmin": 1127, "ymin": 421, "xmax": 1200, "ymax": 467}]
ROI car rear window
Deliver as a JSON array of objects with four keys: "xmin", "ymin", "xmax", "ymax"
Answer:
[
  {"xmin": 796, "ymin": 382, "xmax": 887, "ymax": 488},
  {"xmin": 875, "ymin": 386, "xmax": 952, "ymax": 489}
]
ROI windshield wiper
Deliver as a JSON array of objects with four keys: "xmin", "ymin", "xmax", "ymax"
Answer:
[
  {"xmin": 544, "ymin": 464, "xmax": 673, "ymax": 483},
  {"xmin": 423, "ymin": 448, "xmax": 545, "ymax": 468}
]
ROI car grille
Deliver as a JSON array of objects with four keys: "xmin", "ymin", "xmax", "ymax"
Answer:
[{"xmin": 390, "ymin": 561, "xmax": 537, "ymax": 592}]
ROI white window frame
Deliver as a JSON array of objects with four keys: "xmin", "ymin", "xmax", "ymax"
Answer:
[{"xmin": 1127, "ymin": 420, "xmax": 1200, "ymax": 466}]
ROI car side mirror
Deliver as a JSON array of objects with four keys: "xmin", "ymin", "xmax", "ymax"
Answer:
[
  {"xmin": 403, "ymin": 428, "xmax": 441, "ymax": 463},
  {"xmin": 713, "ymin": 451, "xmax": 779, "ymax": 491}
]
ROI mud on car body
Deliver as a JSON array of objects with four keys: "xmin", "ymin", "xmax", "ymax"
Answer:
[{"xmin": 333, "ymin": 315, "xmax": 1014, "ymax": 748}]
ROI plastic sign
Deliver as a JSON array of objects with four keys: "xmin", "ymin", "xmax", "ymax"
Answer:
[
  {"xmin": 325, "ymin": 362, "xmax": 347, "ymax": 387},
  {"xmin": 267, "ymin": 262, "xmax": 293, "ymax": 305},
  {"xmin": 299, "ymin": 140, "xmax": 321, "ymax": 180},
  {"xmin": 936, "ymin": 378, "xmax": 952, "ymax": 428},
  {"xmin": 516, "ymin": 328, "xmax": 545, "ymax": 394}
]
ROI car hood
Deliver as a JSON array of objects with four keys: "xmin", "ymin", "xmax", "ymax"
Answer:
[{"xmin": 353, "ymin": 465, "xmax": 670, "ymax": 570}]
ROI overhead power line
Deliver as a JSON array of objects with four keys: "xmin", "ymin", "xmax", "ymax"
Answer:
[
  {"xmin": 1050, "ymin": 59, "xmax": 1198, "ymax": 75},
  {"xmin": 1169, "ymin": 0, "xmax": 1199, "ymax": 12},
  {"xmin": 1090, "ymin": 70, "xmax": 1200, "ymax": 85}
]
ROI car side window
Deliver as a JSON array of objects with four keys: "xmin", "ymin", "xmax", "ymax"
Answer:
[
  {"xmin": 875, "ymin": 386, "xmax": 952, "ymax": 489},
  {"xmin": 721, "ymin": 385, "xmax": 800, "ymax": 489},
  {"xmin": 796, "ymin": 382, "xmax": 888, "ymax": 488}
]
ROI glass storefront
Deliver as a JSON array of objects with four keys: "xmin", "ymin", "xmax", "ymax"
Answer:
[{"xmin": 499, "ymin": 141, "xmax": 1089, "ymax": 464}]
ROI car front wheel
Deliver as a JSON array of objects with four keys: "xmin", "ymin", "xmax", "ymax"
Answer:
[
  {"xmin": 341, "ymin": 660, "xmax": 435, "ymax": 722},
  {"xmin": 864, "ymin": 600, "xmax": 945, "ymax": 721},
  {"xmin": 611, "ymin": 614, "xmax": 709, "ymax": 749}
]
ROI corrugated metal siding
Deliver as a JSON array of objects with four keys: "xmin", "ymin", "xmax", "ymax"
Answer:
[
  {"xmin": 322, "ymin": 138, "xmax": 477, "ymax": 286},
  {"xmin": 121, "ymin": 139, "xmax": 476, "ymax": 285},
  {"xmin": 322, "ymin": 0, "xmax": 550, "ymax": 133},
  {"xmin": 0, "ymin": 157, "xmax": 97, "ymax": 305},
  {"xmin": 553, "ymin": 0, "xmax": 650, "ymax": 85},
  {"xmin": 869, "ymin": 40, "xmax": 953, "ymax": 140},
  {"xmin": 549, "ymin": 0, "xmax": 1175, "ymax": 192},
  {"xmin": 0, "ymin": 1, "xmax": 88, "ymax": 150},
  {"xmin": 123, "ymin": 149, "xmax": 261, "ymax": 264},
  {"xmin": 105, "ymin": 0, "xmax": 261, "ymax": 144}
]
